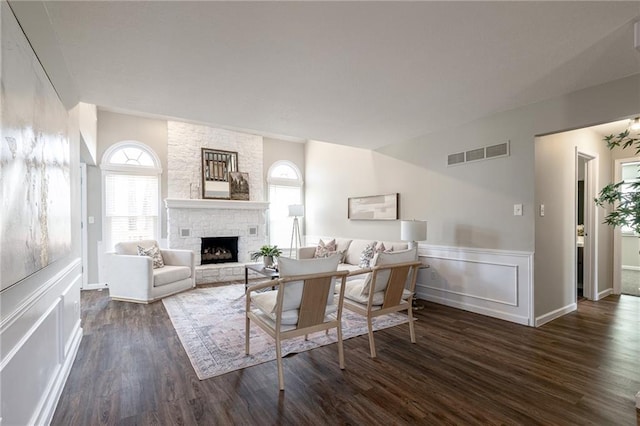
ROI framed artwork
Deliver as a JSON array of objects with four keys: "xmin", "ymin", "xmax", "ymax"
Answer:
[
  {"xmin": 229, "ymin": 171, "xmax": 250, "ymax": 200},
  {"xmin": 348, "ymin": 193, "xmax": 399, "ymax": 220},
  {"xmin": 1, "ymin": 5, "xmax": 71, "ymax": 290},
  {"xmin": 201, "ymin": 148, "xmax": 238, "ymax": 199}
]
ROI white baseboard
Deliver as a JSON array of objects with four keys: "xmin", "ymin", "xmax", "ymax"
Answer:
[
  {"xmin": 82, "ymin": 282, "xmax": 108, "ymax": 290},
  {"xmin": 535, "ymin": 303, "xmax": 576, "ymax": 327},
  {"xmin": 419, "ymin": 290, "xmax": 530, "ymax": 325},
  {"xmin": 597, "ymin": 288, "xmax": 614, "ymax": 300}
]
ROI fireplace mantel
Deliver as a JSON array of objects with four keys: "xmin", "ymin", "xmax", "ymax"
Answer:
[{"xmin": 165, "ymin": 198, "xmax": 270, "ymax": 210}]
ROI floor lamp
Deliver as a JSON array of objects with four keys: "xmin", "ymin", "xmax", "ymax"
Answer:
[
  {"xmin": 288, "ymin": 204, "xmax": 304, "ymax": 259},
  {"xmin": 400, "ymin": 220, "xmax": 427, "ymax": 309}
]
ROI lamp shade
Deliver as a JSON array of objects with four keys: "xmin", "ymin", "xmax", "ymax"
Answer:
[
  {"xmin": 288, "ymin": 204, "xmax": 304, "ymax": 217},
  {"xmin": 400, "ymin": 220, "xmax": 427, "ymax": 242}
]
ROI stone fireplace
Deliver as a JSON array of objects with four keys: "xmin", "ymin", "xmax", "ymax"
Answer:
[
  {"xmin": 165, "ymin": 198, "xmax": 269, "ymax": 284},
  {"xmin": 165, "ymin": 121, "xmax": 268, "ymax": 284},
  {"xmin": 201, "ymin": 236, "xmax": 238, "ymax": 264}
]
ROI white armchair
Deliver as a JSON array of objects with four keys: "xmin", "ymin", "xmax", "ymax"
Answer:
[{"xmin": 105, "ymin": 239, "xmax": 195, "ymax": 303}]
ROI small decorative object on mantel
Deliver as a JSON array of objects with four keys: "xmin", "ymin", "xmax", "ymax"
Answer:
[
  {"xmin": 250, "ymin": 245, "xmax": 283, "ymax": 268},
  {"xmin": 229, "ymin": 171, "xmax": 250, "ymax": 200},
  {"xmin": 348, "ymin": 193, "xmax": 399, "ymax": 220},
  {"xmin": 201, "ymin": 148, "xmax": 238, "ymax": 199}
]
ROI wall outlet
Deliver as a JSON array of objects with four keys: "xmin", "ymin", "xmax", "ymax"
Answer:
[{"xmin": 540, "ymin": 204, "xmax": 545, "ymax": 216}]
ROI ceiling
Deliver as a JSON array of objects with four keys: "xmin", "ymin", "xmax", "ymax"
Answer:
[{"xmin": 14, "ymin": 1, "xmax": 640, "ymax": 149}]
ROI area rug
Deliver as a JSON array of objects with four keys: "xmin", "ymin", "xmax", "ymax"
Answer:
[{"xmin": 162, "ymin": 283, "xmax": 411, "ymax": 380}]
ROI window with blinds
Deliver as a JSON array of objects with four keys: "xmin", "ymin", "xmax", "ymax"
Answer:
[
  {"xmin": 101, "ymin": 142, "xmax": 162, "ymax": 251},
  {"xmin": 267, "ymin": 161, "xmax": 303, "ymax": 253}
]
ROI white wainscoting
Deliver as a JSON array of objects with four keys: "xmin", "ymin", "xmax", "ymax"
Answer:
[
  {"xmin": 416, "ymin": 245, "xmax": 534, "ymax": 326},
  {"xmin": 0, "ymin": 259, "xmax": 83, "ymax": 425}
]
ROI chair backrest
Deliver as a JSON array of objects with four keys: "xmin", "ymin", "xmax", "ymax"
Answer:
[
  {"xmin": 363, "ymin": 247, "xmax": 418, "ymax": 294},
  {"xmin": 279, "ymin": 269, "xmax": 348, "ymax": 328},
  {"xmin": 277, "ymin": 255, "xmax": 341, "ymax": 313},
  {"xmin": 114, "ymin": 239, "xmax": 159, "ymax": 255}
]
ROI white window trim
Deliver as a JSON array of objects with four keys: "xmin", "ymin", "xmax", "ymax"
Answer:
[
  {"xmin": 267, "ymin": 160, "xmax": 303, "ymax": 187},
  {"xmin": 100, "ymin": 141, "xmax": 162, "ymax": 252}
]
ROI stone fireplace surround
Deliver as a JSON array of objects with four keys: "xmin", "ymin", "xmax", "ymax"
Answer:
[
  {"xmin": 166, "ymin": 198, "xmax": 269, "ymax": 284},
  {"xmin": 165, "ymin": 121, "xmax": 268, "ymax": 284}
]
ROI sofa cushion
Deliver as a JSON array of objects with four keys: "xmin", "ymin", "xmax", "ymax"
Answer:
[
  {"xmin": 378, "ymin": 241, "xmax": 409, "ymax": 252},
  {"xmin": 153, "ymin": 265, "xmax": 191, "ymax": 287},
  {"xmin": 137, "ymin": 243, "xmax": 165, "ymax": 269},
  {"xmin": 361, "ymin": 247, "xmax": 418, "ymax": 295},
  {"xmin": 115, "ymin": 239, "xmax": 159, "ymax": 255},
  {"xmin": 275, "ymin": 255, "xmax": 340, "ymax": 312},
  {"xmin": 344, "ymin": 240, "xmax": 377, "ymax": 265},
  {"xmin": 334, "ymin": 239, "xmax": 353, "ymax": 261},
  {"xmin": 343, "ymin": 278, "xmax": 412, "ymax": 306},
  {"xmin": 252, "ymin": 290, "xmax": 338, "ymax": 325}
]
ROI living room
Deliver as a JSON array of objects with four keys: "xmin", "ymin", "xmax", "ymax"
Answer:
[{"xmin": 2, "ymin": 1, "xmax": 640, "ymax": 424}]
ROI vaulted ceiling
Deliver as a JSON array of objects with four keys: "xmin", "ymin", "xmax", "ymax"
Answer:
[{"xmin": 11, "ymin": 1, "xmax": 640, "ymax": 149}]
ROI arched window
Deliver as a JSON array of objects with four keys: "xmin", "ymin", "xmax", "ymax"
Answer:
[
  {"xmin": 101, "ymin": 141, "xmax": 162, "ymax": 251},
  {"xmin": 267, "ymin": 161, "xmax": 303, "ymax": 253}
]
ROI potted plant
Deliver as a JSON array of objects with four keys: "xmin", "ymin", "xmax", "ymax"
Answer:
[
  {"xmin": 250, "ymin": 245, "xmax": 283, "ymax": 268},
  {"xmin": 595, "ymin": 125, "xmax": 640, "ymax": 232}
]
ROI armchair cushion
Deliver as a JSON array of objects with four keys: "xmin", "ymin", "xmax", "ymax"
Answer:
[
  {"xmin": 276, "ymin": 255, "xmax": 341, "ymax": 312},
  {"xmin": 154, "ymin": 265, "xmax": 191, "ymax": 287},
  {"xmin": 251, "ymin": 290, "xmax": 338, "ymax": 325},
  {"xmin": 343, "ymin": 278, "xmax": 412, "ymax": 306},
  {"xmin": 115, "ymin": 239, "xmax": 158, "ymax": 255},
  {"xmin": 361, "ymin": 247, "xmax": 418, "ymax": 295}
]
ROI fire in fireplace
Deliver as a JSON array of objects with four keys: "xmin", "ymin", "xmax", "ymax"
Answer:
[{"xmin": 201, "ymin": 236, "xmax": 239, "ymax": 265}]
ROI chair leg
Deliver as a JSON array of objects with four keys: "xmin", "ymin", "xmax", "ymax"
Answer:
[
  {"xmin": 408, "ymin": 304, "xmax": 416, "ymax": 344},
  {"xmin": 245, "ymin": 316, "xmax": 250, "ymax": 355},
  {"xmin": 276, "ymin": 338, "xmax": 285, "ymax": 391},
  {"xmin": 337, "ymin": 325, "xmax": 345, "ymax": 369},
  {"xmin": 367, "ymin": 316, "xmax": 377, "ymax": 358}
]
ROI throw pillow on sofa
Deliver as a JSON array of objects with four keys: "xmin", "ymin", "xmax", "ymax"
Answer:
[
  {"xmin": 359, "ymin": 242, "xmax": 377, "ymax": 268},
  {"xmin": 314, "ymin": 239, "xmax": 337, "ymax": 258}
]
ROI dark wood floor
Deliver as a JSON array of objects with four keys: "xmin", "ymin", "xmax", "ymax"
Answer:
[{"xmin": 52, "ymin": 289, "xmax": 640, "ymax": 425}]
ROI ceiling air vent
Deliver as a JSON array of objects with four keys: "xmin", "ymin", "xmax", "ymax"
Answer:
[
  {"xmin": 447, "ymin": 140, "xmax": 510, "ymax": 167},
  {"xmin": 447, "ymin": 152, "xmax": 465, "ymax": 166},
  {"xmin": 465, "ymin": 148, "xmax": 485, "ymax": 162}
]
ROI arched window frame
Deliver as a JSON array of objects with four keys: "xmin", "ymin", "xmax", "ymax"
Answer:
[
  {"xmin": 100, "ymin": 141, "xmax": 163, "ymax": 251},
  {"xmin": 266, "ymin": 161, "xmax": 303, "ymax": 251}
]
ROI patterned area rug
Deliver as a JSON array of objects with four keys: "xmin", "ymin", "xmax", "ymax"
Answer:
[{"xmin": 162, "ymin": 283, "xmax": 411, "ymax": 380}]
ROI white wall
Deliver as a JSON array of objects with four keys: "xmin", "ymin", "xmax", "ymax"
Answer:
[
  {"xmin": 305, "ymin": 73, "xmax": 639, "ymax": 324},
  {"xmin": 534, "ymin": 127, "xmax": 615, "ymax": 322},
  {"xmin": 0, "ymin": 7, "xmax": 83, "ymax": 418}
]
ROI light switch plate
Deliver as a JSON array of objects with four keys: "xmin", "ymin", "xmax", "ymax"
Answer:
[
  {"xmin": 540, "ymin": 204, "xmax": 545, "ymax": 217},
  {"xmin": 513, "ymin": 204, "xmax": 523, "ymax": 216}
]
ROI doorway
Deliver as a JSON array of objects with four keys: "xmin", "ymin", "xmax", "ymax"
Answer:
[
  {"xmin": 613, "ymin": 158, "xmax": 640, "ymax": 297},
  {"xmin": 576, "ymin": 150, "xmax": 597, "ymax": 301}
]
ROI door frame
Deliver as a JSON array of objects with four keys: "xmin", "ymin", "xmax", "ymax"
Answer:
[
  {"xmin": 576, "ymin": 149, "xmax": 598, "ymax": 301},
  {"xmin": 80, "ymin": 163, "xmax": 88, "ymax": 289}
]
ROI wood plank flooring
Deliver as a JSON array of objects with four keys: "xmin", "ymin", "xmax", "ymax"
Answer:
[{"xmin": 52, "ymin": 289, "xmax": 640, "ymax": 425}]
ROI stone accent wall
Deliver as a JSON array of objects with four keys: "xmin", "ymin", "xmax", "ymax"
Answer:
[{"xmin": 167, "ymin": 121, "xmax": 264, "ymax": 200}]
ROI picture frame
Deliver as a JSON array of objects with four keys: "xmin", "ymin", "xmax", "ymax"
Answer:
[
  {"xmin": 229, "ymin": 171, "xmax": 250, "ymax": 200},
  {"xmin": 201, "ymin": 148, "xmax": 238, "ymax": 199},
  {"xmin": 348, "ymin": 193, "xmax": 399, "ymax": 220}
]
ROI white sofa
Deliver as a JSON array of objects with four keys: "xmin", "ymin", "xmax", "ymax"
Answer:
[
  {"xmin": 298, "ymin": 238, "xmax": 409, "ymax": 276},
  {"xmin": 105, "ymin": 240, "xmax": 195, "ymax": 303}
]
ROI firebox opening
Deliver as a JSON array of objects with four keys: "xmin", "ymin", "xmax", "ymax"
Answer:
[{"xmin": 201, "ymin": 236, "xmax": 239, "ymax": 265}]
